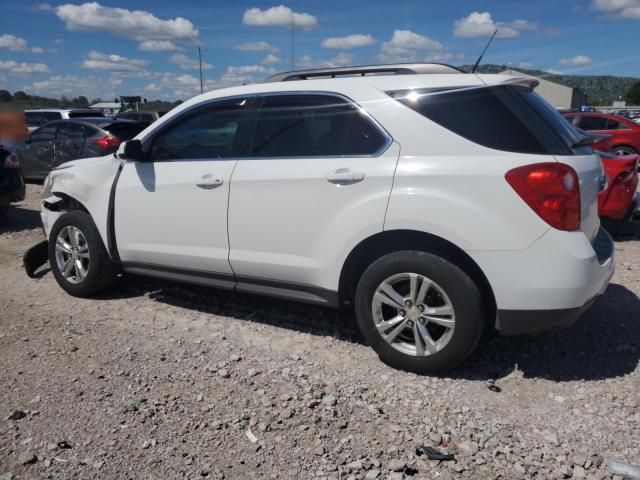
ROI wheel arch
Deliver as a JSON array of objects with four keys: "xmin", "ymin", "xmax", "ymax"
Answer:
[{"xmin": 338, "ymin": 229, "xmax": 497, "ymax": 325}]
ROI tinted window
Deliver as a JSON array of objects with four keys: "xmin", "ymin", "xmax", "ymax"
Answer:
[
  {"xmin": 30, "ymin": 124, "xmax": 57, "ymax": 142},
  {"xmin": 140, "ymin": 113, "xmax": 155, "ymax": 123},
  {"xmin": 42, "ymin": 112, "xmax": 63, "ymax": 121},
  {"xmin": 607, "ymin": 119, "xmax": 630, "ymax": 130},
  {"xmin": 24, "ymin": 112, "xmax": 49, "ymax": 127},
  {"xmin": 68, "ymin": 110, "xmax": 103, "ymax": 118},
  {"xmin": 149, "ymin": 98, "xmax": 250, "ymax": 161},
  {"xmin": 392, "ymin": 85, "xmax": 581, "ymax": 155},
  {"xmin": 578, "ymin": 116, "xmax": 609, "ymax": 131},
  {"xmin": 58, "ymin": 123, "xmax": 84, "ymax": 142},
  {"xmin": 251, "ymin": 94, "xmax": 387, "ymax": 157},
  {"xmin": 105, "ymin": 122, "xmax": 146, "ymax": 141}
]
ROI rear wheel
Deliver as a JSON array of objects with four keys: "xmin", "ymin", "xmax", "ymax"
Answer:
[
  {"xmin": 355, "ymin": 251, "xmax": 484, "ymax": 374},
  {"xmin": 48, "ymin": 211, "xmax": 119, "ymax": 297},
  {"xmin": 612, "ymin": 145, "xmax": 637, "ymax": 156}
]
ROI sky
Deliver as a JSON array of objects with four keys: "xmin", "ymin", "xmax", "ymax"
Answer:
[{"xmin": 0, "ymin": 0, "xmax": 639, "ymax": 101}]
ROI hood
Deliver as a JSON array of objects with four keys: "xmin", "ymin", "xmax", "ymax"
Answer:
[{"xmin": 52, "ymin": 153, "xmax": 117, "ymax": 172}]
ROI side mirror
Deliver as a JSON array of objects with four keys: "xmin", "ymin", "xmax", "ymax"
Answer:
[{"xmin": 117, "ymin": 139, "xmax": 144, "ymax": 161}]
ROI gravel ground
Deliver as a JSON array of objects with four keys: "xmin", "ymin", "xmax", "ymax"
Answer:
[{"xmin": 1, "ymin": 184, "xmax": 639, "ymax": 480}]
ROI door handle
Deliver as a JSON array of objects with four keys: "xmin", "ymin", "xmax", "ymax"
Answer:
[
  {"xmin": 326, "ymin": 168, "xmax": 365, "ymax": 185},
  {"xmin": 195, "ymin": 173, "xmax": 224, "ymax": 189}
]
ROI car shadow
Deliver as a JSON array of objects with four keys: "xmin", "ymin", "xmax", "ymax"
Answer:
[
  {"xmin": 95, "ymin": 275, "xmax": 639, "ymax": 382},
  {"xmin": 0, "ymin": 206, "xmax": 42, "ymax": 234},
  {"xmin": 607, "ymin": 216, "xmax": 640, "ymax": 242}
]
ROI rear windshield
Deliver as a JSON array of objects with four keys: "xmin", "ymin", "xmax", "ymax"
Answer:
[
  {"xmin": 68, "ymin": 110, "xmax": 104, "ymax": 118},
  {"xmin": 390, "ymin": 85, "xmax": 589, "ymax": 156},
  {"xmin": 25, "ymin": 111, "xmax": 61, "ymax": 126},
  {"xmin": 104, "ymin": 122, "xmax": 146, "ymax": 140}
]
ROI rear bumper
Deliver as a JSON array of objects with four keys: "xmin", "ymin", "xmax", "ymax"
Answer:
[
  {"xmin": 496, "ymin": 296, "xmax": 598, "ymax": 336},
  {"xmin": 469, "ymin": 226, "xmax": 615, "ymax": 334}
]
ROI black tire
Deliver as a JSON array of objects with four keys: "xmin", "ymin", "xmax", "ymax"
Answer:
[
  {"xmin": 355, "ymin": 251, "xmax": 484, "ymax": 374},
  {"xmin": 613, "ymin": 145, "xmax": 637, "ymax": 156},
  {"xmin": 48, "ymin": 210, "xmax": 119, "ymax": 297},
  {"xmin": 0, "ymin": 201, "xmax": 8, "ymax": 223}
]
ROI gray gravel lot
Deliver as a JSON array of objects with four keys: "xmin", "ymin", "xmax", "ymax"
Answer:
[{"xmin": 1, "ymin": 184, "xmax": 639, "ymax": 479}]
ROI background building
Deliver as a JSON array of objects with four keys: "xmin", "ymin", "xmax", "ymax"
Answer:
[
  {"xmin": 501, "ymin": 69, "xmax": 588, "ymax": 110},
  {"xmin": 90, "ymin": 102, "xmax": 120, "ymax": 115}
]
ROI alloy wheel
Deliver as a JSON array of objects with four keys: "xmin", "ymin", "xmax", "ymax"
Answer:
[
  {"xmin": 54, "ymin": 226, "xmax": 90, "ymax": 284},
  {"xmin": 371, "ymin": 272, "xmax": 455, "ymax": 356}
]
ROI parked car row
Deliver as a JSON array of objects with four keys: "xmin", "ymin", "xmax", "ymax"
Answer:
[
  {"xmin": 17, "ymin": 118, "xmax": 147, "ymax": 182},
  {"xmin": 31, "ymin": 64, "xmax": 622, "ymax": 373},
  {"xmin": 0, "ymin": 146, "xmax": 25, "ymax": 221}
]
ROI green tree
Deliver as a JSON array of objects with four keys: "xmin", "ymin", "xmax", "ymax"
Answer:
[
  {"xmin": 74, "ymin": 95, "xmax": 89, "ymax": 107},
  {"xmin": 0, "ymin": 90, "xmax": 12, "ymax": 102},
  {"xmin": 626, "ymin": 80, "xmax": 640, "ymax": 105},
  {"xmin": 13, "ymin": 91, "xmax": 29, "ymax": 101}
]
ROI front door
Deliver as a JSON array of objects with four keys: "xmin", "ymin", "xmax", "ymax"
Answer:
[
  {"xmin": 19, "ymin": 123, "xmax": 57, "ymax": 180},
  {"xmin": 115, "ymin": 96, "xmax": 255, "ymax": 279}
]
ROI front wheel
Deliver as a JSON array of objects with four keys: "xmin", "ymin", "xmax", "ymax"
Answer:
[
  {"xmin": 48, "ymin": 210, "xmax": 119, "ymax": 297},
  {"xmin": 355, "ymin": 251, "xmax": 485, "ymax": 374}
]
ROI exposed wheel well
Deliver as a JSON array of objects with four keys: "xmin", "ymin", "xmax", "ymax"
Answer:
[
  {"xmin": 338, "ymin": 230, "xmax": 496, "ymax": 325},
  {"xmin": 45, "ymin": 192, "xmax": 89, "ymax": 214}
]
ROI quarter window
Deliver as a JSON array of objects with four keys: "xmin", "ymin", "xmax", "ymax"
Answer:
[
  {"xmin": 148, "ymin": 98, "xmax": 250, "ymax": 161},
  {"xmin": 391, "ymin": 85, "xmax": 583, "ymax": 155},
  {"xmin": 250, "ymin": 94, "xmax": 387, "ymax": 157}
]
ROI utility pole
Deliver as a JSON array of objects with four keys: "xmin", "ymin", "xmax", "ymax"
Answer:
[
  {"xmin": 290, "ymin": 12, "xmax": 294, "ymax": 71},
  {"xmin": 198, "ymin": 47, "xmax": 204, "ymax": 94}
]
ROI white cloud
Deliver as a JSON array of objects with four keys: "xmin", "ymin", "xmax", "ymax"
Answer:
[
  {"xmin": 54, "ymin": 2, "xmax": 200, "ymax": 49},
  {"xmin": 559, "ymin": 55, "xmax": 592, "ymax": 66},
  {"xmin": 234, "ymin": 41, "xmax": 280, "ymax": 54},
  {"xmin": 321, "ymin": 34, "xmax": 375, "ymax": 49},
  {"xmin": 261, "ymin": 54, "xmax": 281, "ymax": 65},
  {"xmin": 0, "ymin": 60, "xmax": 49, "ymax": 74},
  {"xmin": 54, "ymin": 38, "xmax": 63, "ymax": 44},
  {"xmin": 31, "ymin": 47, "xmax": 45, "ymax": 54},
  {"xmin": 518, "ymin": 61, "xmax": 534, "ymax": 69},
  {"xmin": 169, "ymin": 53, "xmax": 213, "ymax": 70},
  {"xmin": 591, "ymin": 0, "xmax": 640, "ymax": 19},
  {"xmin": 425, "ymin": 52, "xmax": 465, "ymax": 63},
  {"xmin": 379, "ymin": 30, "xmax": 443, "ymax": 62},
  {"xmin": 0, "ymin": 34, "xmax": 28, "ymax": 51},
  {"xmin": 242, "ymin": 5, "xmax": 318, "ymax": 29},
  {"xmin": 139, "ymin": 40, "xmax": 181, "ymax": 51},
  {"xmin": 453, "ymin": 12, "xmax": 537, "ymax": 38},
  {"xmin": 296, "ymin": 53, "xmax": 354, "ymax": 69},
  {"xmin": 81, "ymin": 50, "xmax": 148, "ymax": 72},
  {"xmin": 24, "ymin": 73, "xmax": 123, "ymax": 99}
]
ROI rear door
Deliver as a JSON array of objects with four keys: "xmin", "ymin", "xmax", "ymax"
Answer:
[
  {"xmin": 54, "ymin": 122, "xmax": 85, "ymax": 166},
  {"xmin": 228, "ymin": 93, "xmax": 397, "ymax": 292},
  {"xmin": 19, "ymin": 123, "xmax": 58, "ymax": 180}
]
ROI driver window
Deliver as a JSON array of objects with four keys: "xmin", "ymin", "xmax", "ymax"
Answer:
[{"xmin": 149, "ymin": 98, "xmax": 250, "ymax": 161}]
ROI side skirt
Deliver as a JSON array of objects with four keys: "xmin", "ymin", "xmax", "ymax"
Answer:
[{"xmin": 121, "ymin": 262, "xmax": 339, "ymax": 308}]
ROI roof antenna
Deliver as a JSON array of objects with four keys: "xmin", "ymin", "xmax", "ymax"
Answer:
[{"xmin": 471, "ymin": 29, "xmax": 498, "ymax": 74}]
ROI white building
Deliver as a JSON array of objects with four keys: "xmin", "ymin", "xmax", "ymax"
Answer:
[
  {"xmin": 90, "ymin": 102, "xmax": 120, "ymax": 115},
  {"xmin": 501, "ymin": 69, "xmax": 588, "ymax": 110}
]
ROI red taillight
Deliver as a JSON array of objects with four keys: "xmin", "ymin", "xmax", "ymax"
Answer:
[
  {"xmin": 505, "ymin": 163, "xmax": 581, "ymax": 231},
  {"xmin": 92, "ymin": 135, "xmax": 121, "ymax": 150},
  {"xmin": 4, "ymin": 153, "xmax": 19, "ymax": 168}
]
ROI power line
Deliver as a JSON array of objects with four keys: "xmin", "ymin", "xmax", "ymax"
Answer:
[{"xmin": 198, "ymin": 46, "xmax": 204, "ymax": 94}]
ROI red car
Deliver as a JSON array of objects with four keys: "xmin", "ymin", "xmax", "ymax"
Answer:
[
  {"xmin": 564, "ymin": 112, "xmax": 640, "ymax": 156},
  {"xmin": 598, "ymin": 151, "xmax": 639, "ymax": 224}
]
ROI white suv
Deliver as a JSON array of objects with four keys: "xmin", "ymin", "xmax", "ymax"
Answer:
[{"xmin": 38, "ymin": 64, "xmax": 614, "ymax": 373}]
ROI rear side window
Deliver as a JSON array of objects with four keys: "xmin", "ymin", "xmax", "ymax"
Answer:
[
  {"xmin": 578, "ymin": 116, "xmax": 609, "ymax": 131},
  {"xmin": 58, "ymin": 122, "xmax": 85, "ymax": 141},
  {"xmin": 68, "ymin": 111, "xmax": 103, "ymax": 118},
  {"xmin": 105, "ymin": 122, "xmax": 146, "ymax": 141},
  {"xmin": 391, "ymin": 85, "xmax": 583, "ymax": 155},
  {"xmin": 31, "ymin": 124, "xmax": 57, "ymax": 142},
  {"xmin": 250, "ymin": 94, "xmax": 388, "ymax": 157}
]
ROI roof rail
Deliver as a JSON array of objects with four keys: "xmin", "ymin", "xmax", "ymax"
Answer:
[{"xmin": 264, "ymin": 63, "xmax": 464, "ymax": 82}]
